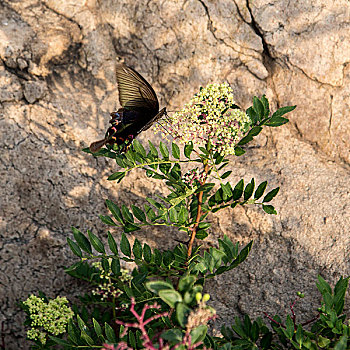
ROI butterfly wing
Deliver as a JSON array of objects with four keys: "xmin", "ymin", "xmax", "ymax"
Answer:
[
  {"xmin": 138, "ymin": 107, "xmax": 167, "ymax": 133},
  {"xmin": 116, "ymin": 64, "xmax": 159, "ymax": 112},
  {"xmin": 90, "ymin": 65, "xmax": 164, "ymax": 153}
]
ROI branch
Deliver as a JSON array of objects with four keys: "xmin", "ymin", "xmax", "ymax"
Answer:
[{"xmin": 187, "ymin": 162, "xmax": 210, "ymax": 259}]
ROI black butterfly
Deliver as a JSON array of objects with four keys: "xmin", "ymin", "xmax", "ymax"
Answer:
[{"xmin": 90, "ymin": 64, "xmax": 166, "ymax": 153}]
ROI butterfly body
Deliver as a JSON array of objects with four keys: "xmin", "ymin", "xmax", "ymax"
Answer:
[{"xmin": 90, "ymin": 64, "xmax": 166, "ymax": 153}]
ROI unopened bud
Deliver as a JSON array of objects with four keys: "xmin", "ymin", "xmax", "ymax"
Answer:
[
  {"xmin": 195, "ymin": 292, "xmax": 202, "ymax": 302},
  {"xmin": 203, "ymin": 294, "xmax": 210, "ymax": 302}
]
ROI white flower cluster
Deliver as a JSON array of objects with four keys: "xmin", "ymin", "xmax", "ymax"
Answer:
[
  {"xmin": 155, "ymin": 83, "xmax": 251, "ymax": 156},
  {"xmin": 23, "ymin": 295, "xmax": 74, "ymax": 344}
]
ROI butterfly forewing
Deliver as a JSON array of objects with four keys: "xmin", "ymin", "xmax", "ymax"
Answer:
[{"xmin": 116, "ymin": 64, "xmax": 159, "ymax": 111}]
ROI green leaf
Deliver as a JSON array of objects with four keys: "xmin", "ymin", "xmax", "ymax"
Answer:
[
  {"xmin": 172, "ymin": 143, "xmax": 180, "ymax": 159},
  {"xmin": 121, "ymin": 205, "xmax": 134, "ymax": 223},
  {"xmin": 232, "ymin": 179, "xmax": 244, "ymax": 200},
  {"xmin": 107, "ymin": 232, "xmax": 118, "ymax": 255},
  {"xmin": 72, "ymin": 227, "xmax": 92, "ymax": 254},
  {"xmin": 253, "ymin": 96, "xmax": 264, "ymax": 120},
  {"xmin": 161, "ymin": 329, "xmax": 183, "ymax": 343},
  {"xmin": 80, "ymin": 331, "xmax": 94, "ymax": 345},
  {"xmin": 133, "ymin": 139, "xmax": 146, "ymax": 157},
  {"xmin": 232, "ymin": 317, "xmax": 247, "ymax": 338},
  {"xmin": 221, "ymin": 182, "xmax": 233, "ymax": 198},
  {"xmin": 246, "ymin": 106, "xmax": 258, "ymax": 125},
  {"xmin": 169, "ymin": 207, "xmax": 178, "ymax": 223},
  {"xmin": 115, "ymin": 156, "xmax": 126, "ymax": 168},
  {"xmin": 87, "ymin": 230, "xmax": 105, "ymax": 254},
  {"xmin": 160, "ymin": 142, "xmax": 169, "ymax": 159},
  {"xmin": 93, "ymin": 318, "xmax": 103, "ymax": 338},
  {"xmin": 124, "ymin": 223, "xmax": 140, "ymax": 233},
  {"xmin": 67, "ymin": 238, "xmax": 82, "ymax": 257},
  {"xmin": 318, "ymin": 335, "xmax": 331, "ymax": 348},
  {"xmin": 221, "ymin": 171, "xmax": 232, "ymax": 179},
  {"xmin": 99, "ymin": 215, "xmax": 117, "ymax": 226},
  {"xmin": 334, "ymin": 335, "xmax": 348, "ymax": 350},
  {"xmin": 195, "ymin": 183, "xmax": 215, "ymax": 193},
  {"xmin": 229, "ymin": 241, "xmax": 253, "ymax": 270},
  {"xmin": 111, "ymin": 257, "xmax": 120, "ymax": 275},
  {"xmin": 244, "ymin": 179, "xmax": 255, "ymax": 200},
  {"xmin": 261, "ymin": 95, "xmax": 270, "ymax": 118},
  {"xmin": 237, "ymin": 134, "xmax": 253, "ymax": 146},
  {"xmin": 146, "ymin": 280, "xmax": 174, "ymax": 293},
  {"xmin": 163, "ymin": 250, "xmax": 174, "ymax": 266},
  {"xmin": 48, "ymin": 336, "xmax": 70, "ymax": 346},
  {"xmin": 334, "ymin": 276, "xmax": 349, "ymax": 315},
  {"xmin": 254, "ymin": 181, "xmax": 267, "ymax": 200},
  {"xmin": 106, "ymin": 199, "xmax": 124, "ymax": 223},
  {"xmin": 159, "ymin": 162, "xmax": 171, "ymax": 174},
  {"xmin": 144, "ymin": 204, "xmax": 156, "ymax": 221},
  {"xmin": 176, "ymin": 302, "xmax": 191, "ymax": 327},
  {"xmin": 271, "ymin": 105, "xmax": 296, "ymax": 118},
  {"xmin": 215, "ymin": 153, "xmax": 225, "ymax": 164},
  {"xmin": 107, "ymin": 171, "xmax": 125, "ymax": 182},
  {"xmin": 143, "ymin": 244, "xmax": 152, "ymax": 263},
  {"xmin": 196, "ymin": 229, "xmax": 209, "ymax": 239},
  {"xmin": 76, "ymin": 314, "xmax": 87, "ymax": 331},
  {"xmin": 120, "ymin": 233, "xmax": 131, "ymax": 257},
  {"xmin": 131, "ymin": 205, "xmax": 147, "ymax": 223},
  {"xmin": 147, "ymin": 197, "xmax": 165, "ymax": 210},
  {"xmin": 265, "ymin": 116, "xmax": 289, "ymax": 127},
  {"xmin": 67, "ymin": 319, "xmax": 79, "ymax": 345},
  {"xmin": 178, "ymin": 275, "xmax": 197, "ymax": 292},
  {"xmin": 234, "ymin": 146, "xmax": 246, "ymax": 156},
  {"xmin": 262, "ymin": 204, "xmax": 277, "ymax": 214},
  {"xmin": 178, "ymin": 206, "xmax": 188, "ymax": 224},
  {"xmin": 263, "ymin": 187, "xmax": 280, "ymax": 202},
  {"xmin": 184, "ymin": 142, "xmax": 193, "ymax": 158},
  {"xmin": 249, "ymin": 126, "xmax": 263, "ymax": 136},
  {"xmin": 250, "ymin": 321, "xmax": 259, "ymax": 343},
  {"xmin": 132, "ymin": 239, "xmax": 143, "ymax": 259},
  {"xmin": 190, "ymin": 325, "xmax": 207, "ymax": 344},
  {"xmin": 129, "ymin": 331, "xmax": 136, "ymax": 349},
  {"xmin": 261, "ymin": 332, "xmax": 272, "ymax": 349},
  {"xmin": 316, "ymin": 275, "xmax": 332, "ymax": 296},
  {"xmin": 285, "ymin": 315, "xmax": 294, "ymax": 339},
  {"xmin": 148, "ymin": 140, "xmax": 158, "ymax": 157},
  {"xmin": 159, "ymin": 289, "xmax": 182, "ymax": 308},
  {"xmin": 101, "ymin": 257, "xmax": 109, "ymax": 273},
  {"xmin": 105, "ymin": 322, "xmax": 117, "ymax": 343}
]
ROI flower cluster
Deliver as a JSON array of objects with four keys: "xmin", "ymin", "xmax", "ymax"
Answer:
[
  {"xmin": 155, "ymin": 83, "xmax": 251, "ymax": 156},
  {"xmin": 23, "ymin": 295, "xmax": 74, "ymax": 344},
  {"xmin": 182, "ymin": 168, "xmax": 206, "ymax": 188},
  {"xmin": 92, "ymin": 262, "xmax": 131, "ymax": 301}
]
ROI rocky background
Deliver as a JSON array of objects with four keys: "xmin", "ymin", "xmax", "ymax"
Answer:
[{"xmin": 0, "ymin": 0, "xmax": 349, "ymax": 348}]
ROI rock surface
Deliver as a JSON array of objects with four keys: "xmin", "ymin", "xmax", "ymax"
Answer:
[{"xmin": 0, "ymin": 0, "xmax": 349, "ymax": 348}]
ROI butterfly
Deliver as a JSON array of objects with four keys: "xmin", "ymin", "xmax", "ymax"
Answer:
[{"xmin": 89, "ymin": 64, "xmax": 167, "ymax": 153}]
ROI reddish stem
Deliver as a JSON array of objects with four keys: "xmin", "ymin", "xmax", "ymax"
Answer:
[
  {"xmin": 187, "ymin": 162, "xmax": 209, "ymax": 259},
  {"xmin": 302, "ymin": 313, "xmax": 320, "ymax": 326},
  {"xmin": 263, "ymin": 312, "xmax": 285, "ymax": 328}
]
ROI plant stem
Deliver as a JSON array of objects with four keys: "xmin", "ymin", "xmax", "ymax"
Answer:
[{"xmin": 187, "ymin": 162, "xmax": 209, "ymax": 259}]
